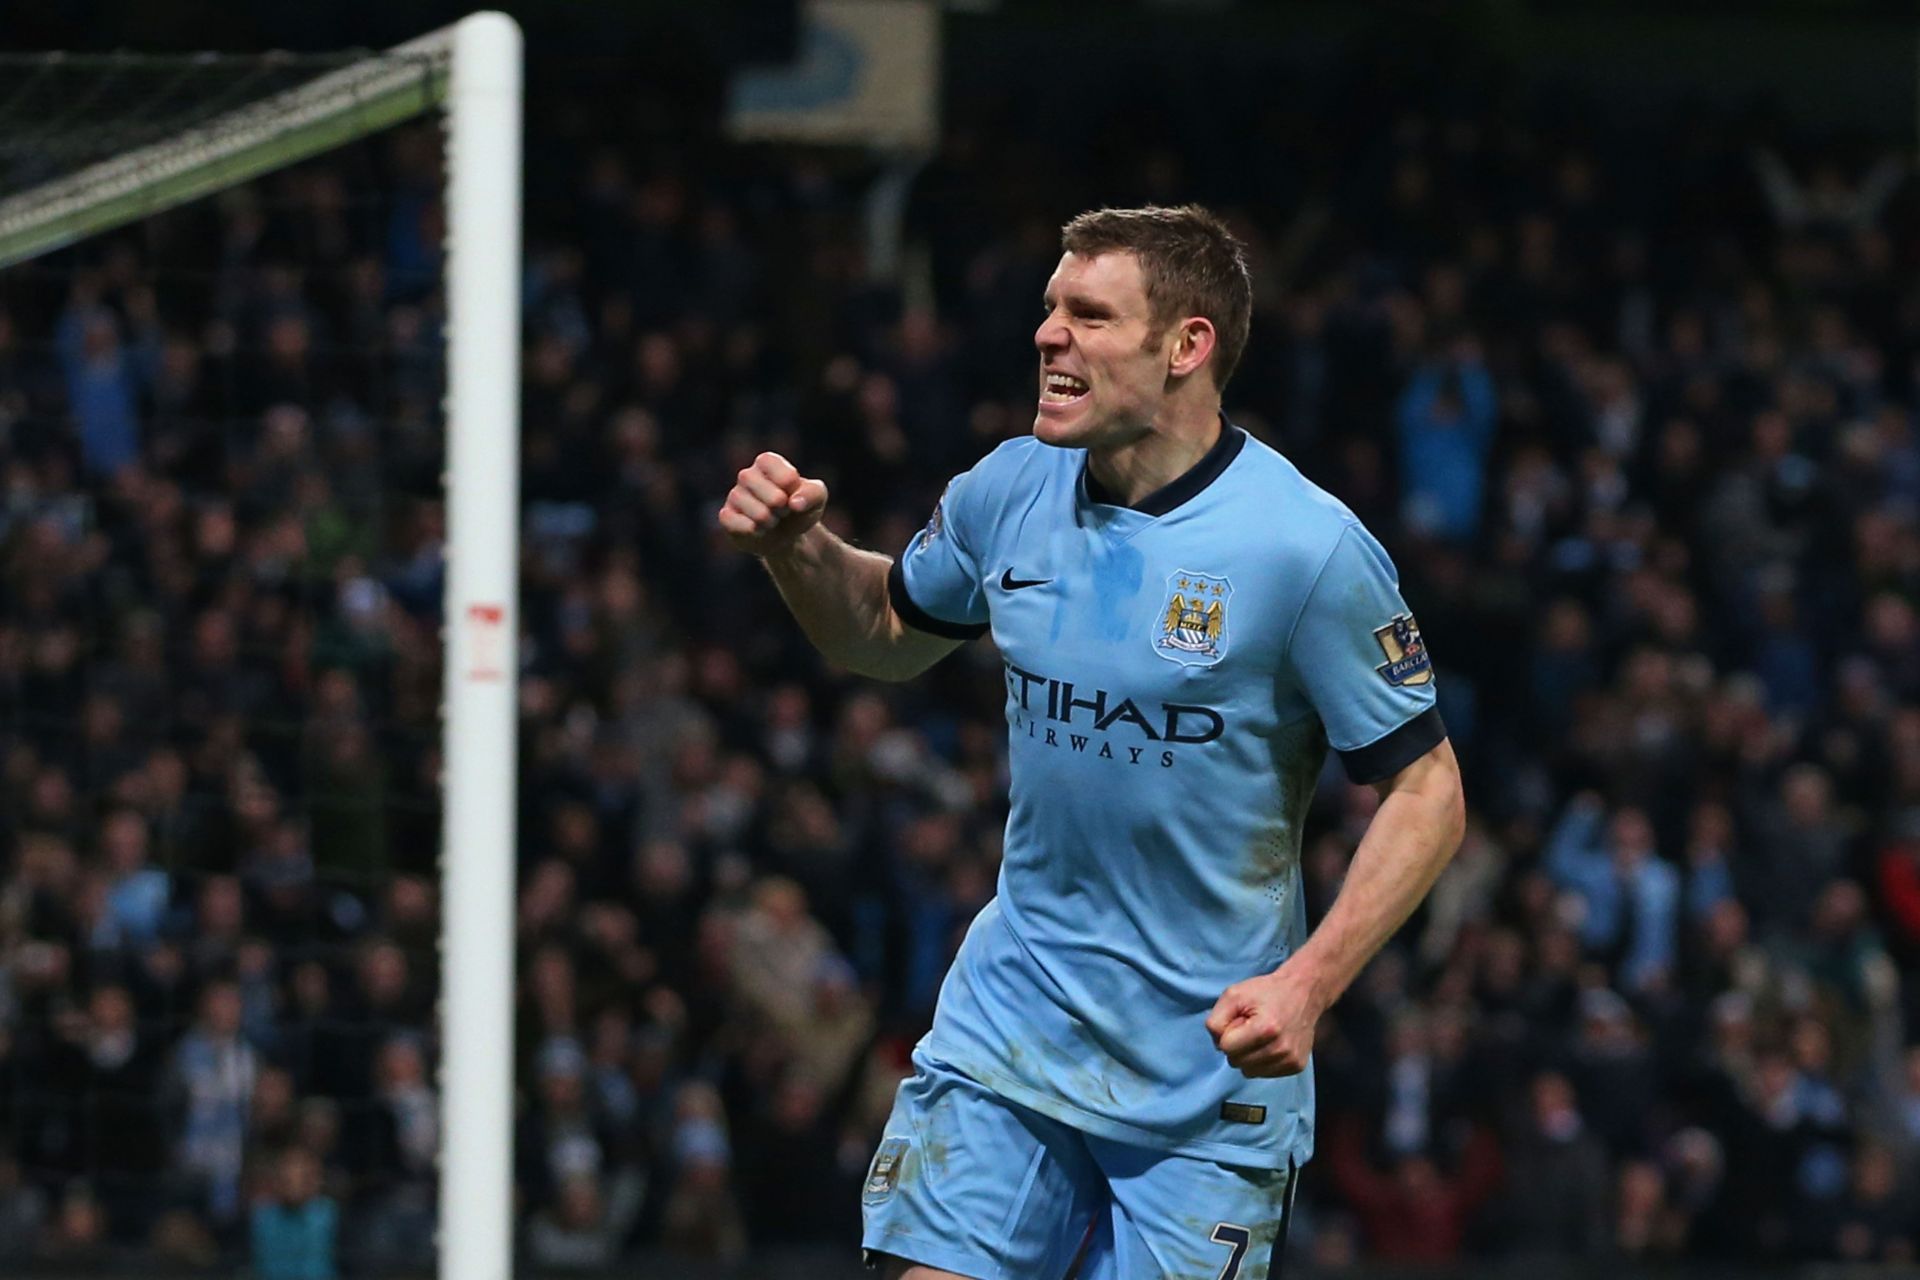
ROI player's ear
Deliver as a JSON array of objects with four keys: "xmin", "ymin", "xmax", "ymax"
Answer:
[{"xmin": 1168, "ymin": 316, "xmax": 1216, "ymax": 381}]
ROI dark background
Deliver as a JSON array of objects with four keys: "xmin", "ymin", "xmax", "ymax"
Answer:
[{"xmin": 1, "ymin": 1, "xmax": 1918, "ymax": 1277}]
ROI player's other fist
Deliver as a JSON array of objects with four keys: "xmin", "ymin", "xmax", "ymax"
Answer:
[
  {"xmin": 718, "ymin": 452, "xmax": 829, "ymax": 556},
  {"xmin": 1206, "ymin": 961, "xmax": 1324, "ymax": 1079}
]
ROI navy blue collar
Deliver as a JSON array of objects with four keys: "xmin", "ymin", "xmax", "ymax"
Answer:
[{"xmin": 1083, "ymin": 418, "xmax": 1246, "ymax": 517}]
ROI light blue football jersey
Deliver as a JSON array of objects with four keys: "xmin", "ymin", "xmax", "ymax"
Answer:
[{"xmin": 886, "ymin": 421, "xmax": 1444, "ymax": 1169}]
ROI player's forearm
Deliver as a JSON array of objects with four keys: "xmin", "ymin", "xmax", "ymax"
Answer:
[
  {"xmin": 1289, "ymin": 742, "xmax": 1466, "ymax": 1010},
  {"xmin": 761, "ymin": 525, "xmax": 921, "ymax": 681}
]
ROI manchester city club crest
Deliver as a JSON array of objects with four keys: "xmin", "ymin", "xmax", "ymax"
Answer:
[
  {"xmin": 1154, "ymin": 570, "xmax": 1232, "ymax": 667},
  {"xmin": 862, "ymin": 1137, "xmax": 910, "ymax": 1204},
  {"xmin": 1373, "ymin": 612, "xmax": 1433, "ymax": 686}
]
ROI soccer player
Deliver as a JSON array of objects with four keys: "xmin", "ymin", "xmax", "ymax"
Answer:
[{"xmin": 718, "ymin": 205, "xmax": 1465, "ymax": 1280}]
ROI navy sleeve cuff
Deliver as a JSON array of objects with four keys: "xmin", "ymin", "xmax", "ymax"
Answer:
[
  {"xmin": 1338, "ymin": 706, "xmax": 1447, "ymax": 784},
  {"xmin": 887, "ymin": 561, "xmax": 988, "ymax": 641}
]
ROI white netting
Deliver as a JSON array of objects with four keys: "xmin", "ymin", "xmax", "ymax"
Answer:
[{"xmin": 0, "ymin": 113, "xmax": 451, "ymax": 1272}]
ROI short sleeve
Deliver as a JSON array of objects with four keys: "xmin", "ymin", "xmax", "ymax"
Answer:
[
  {"xmin": 1287, "ymin": 523, "xmax": 1446, "ymax": 783},
  {"xmin": 888, "ymin": 472, "xmax": 990, "ymax": 640}
]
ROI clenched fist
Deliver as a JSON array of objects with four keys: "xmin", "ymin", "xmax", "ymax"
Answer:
[
  {"xmin": 718, "ymin": 452, "xmax": 829, "ymax": 556},
  {"xmin": 1206, "ymin": 959, "xmax": 1326, "ymax": 1078}
]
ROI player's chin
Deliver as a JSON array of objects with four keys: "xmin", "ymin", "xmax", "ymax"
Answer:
[{"xmin": 1032, "ymin": 396, "xmax": 1095, "ymax": 445}]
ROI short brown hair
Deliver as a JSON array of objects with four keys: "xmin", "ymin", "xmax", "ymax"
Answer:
[{"xmin": 1060, "ymin": 204, "xmax": 1253, "ymax": 392}]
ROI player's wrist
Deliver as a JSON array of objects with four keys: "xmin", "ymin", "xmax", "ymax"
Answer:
[
  {"xmin": 760, "ymin": 521, "xmax": 823, "ymax": 567},
  {"xmin": 1275, "ymin": 949, "xmax": 1341, "ymax": 1016}
]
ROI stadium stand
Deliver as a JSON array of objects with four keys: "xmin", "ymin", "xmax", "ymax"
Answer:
[{"xmin": 1, "ymin": 21, "xmax": 1918, "ymax": 1276}]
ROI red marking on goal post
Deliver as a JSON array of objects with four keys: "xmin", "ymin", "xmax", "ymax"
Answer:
[{"xmin": 466, "ymin": 602, "xmax": 506, "ymax": 681}]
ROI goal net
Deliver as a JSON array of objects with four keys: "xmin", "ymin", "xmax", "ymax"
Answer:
[{"xmin": 0, "ymin": 15, "xmax": 519, "ymax": 1280}]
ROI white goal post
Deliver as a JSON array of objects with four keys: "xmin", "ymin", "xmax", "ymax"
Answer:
[
  {"xmin": 438, "ymin": 18, "xmax": 522, "ymax": 1280},
  {"xmin": 0, "ymin": 14, "xmax": 521, "ymax": 1280}
]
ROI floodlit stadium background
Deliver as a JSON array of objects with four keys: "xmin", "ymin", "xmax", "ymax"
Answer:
[{"xmin": 1, "ymin": 1, "xmax": 1917, "ymax": 1276}]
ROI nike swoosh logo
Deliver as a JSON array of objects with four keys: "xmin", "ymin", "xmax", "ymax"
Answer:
[{"xmin": 1000, "ymin": 569, "xmax": 1051, "ymax": 591}]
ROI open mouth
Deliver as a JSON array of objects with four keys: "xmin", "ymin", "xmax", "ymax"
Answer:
[{"xmin": 1041, "ymin": 371, "xmax": 1091, "ymax": 407}]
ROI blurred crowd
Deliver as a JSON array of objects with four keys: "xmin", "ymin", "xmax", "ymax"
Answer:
[{"xmin": 2, "ymin": 40, "xmax": 1920, "ymax": 1276}]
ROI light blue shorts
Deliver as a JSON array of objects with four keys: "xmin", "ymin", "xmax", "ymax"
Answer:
[{"xmin": 861, "ymin": 1053, "xmax": 1297, "ymax": 1280}]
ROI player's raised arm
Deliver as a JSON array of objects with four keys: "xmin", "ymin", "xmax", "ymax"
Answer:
[{"xmin": 719, "ymin": 451, "xmax": 964, "ymax": 682}]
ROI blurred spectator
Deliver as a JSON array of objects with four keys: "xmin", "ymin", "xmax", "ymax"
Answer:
[
  {"xmin": 94, "ymin": 809, "xmax": 169, "ymax": 947},
  {"xmin": 74, "ymin": 984, "xmax": 164, "ymax": 1236},
  {"xmin": 1325, "ymin": 1113, "xmax": 1501, "ymax": 1262},
  {"xmin": 1613, "ymin": 1159, "xmax": 1684, "ymax": 1259},
  {"xmin": 165, "ymin": 980, "xmax": 259, "ymax": 1226},
  {"xmin": 1499, "ymin": 1072, "xmax": 1611, "ymax": 1257},
  {"xmin": 250, "ymin": 1147, "xmax": 338, "ymax": 1280},
  {"xmin": 1567, "ymin": 989, "xmax": 1658, "ymax": 1158},
  {"xmin": 1720, "ymin": 1047, "xmax": 1852, "ymax": 1257},
  {"xmin": 0, "ymin": 1158, "xmax": 49, "ymax": 1264},
  {"xmin": 38, "ymin": 1179, "xmax": 112, "ymax": 1266},
  {"xmin": 1815, "ymin": 1142, "xmax": 1916, "ymax": 1264},
  {"xmin": 1397, "ymin": 340, "xmax": 1496, "ymax": 542},
  {"xmin": 345, "ymin": 1036, "xmax": 438, "ymax": 1269},
  {"xmin": 1682, "ymin": 803, "xmax": 1738, "ymax": 924},
  {"xmin": 729, "ymin": 877, "xmax": 836, "ymax": 1034},
  {"xmin": 54, "ymin": 292, "xmax": 157, "ymax": 477},
  {"xmin": 1746, "ymin": 765, "xmax": 1853, "ymax": 941},
  {"xmin": 658, "ymin": 1082, "xmax": 747, "ymax": 1263},
  {"xmin": 527, "ymin": 1169, "xmax": 644, "ymax": 1272},
  {"xmin": 1888, "ymin": 1046, "xmax": 1920, "ymax": 1171},
  {"xmin": 736, "ymin": 1069, "xmax": 864, "ymax": 1248},
  {"xmin": 1544, "ymin": 799, "xmax": 1680, "ymax": 993}
]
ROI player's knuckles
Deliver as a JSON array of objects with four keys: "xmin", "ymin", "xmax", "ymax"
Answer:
[
  {"xmin": 1260, "ymin": 1044, "xmax": 1309, "ymax": 1075},
  {"xmin": 755, "ymin": 451, "xmax": 799, "ymax": 483},
  {"xmin": 1216, "ymin": 1029, "xmax": 1255, "ymax": 1055},
  {"xmin": 1239, "ymin": 1047, "xmax": 1305, "ymax": 1078},
  {"xmin": 1224, "ymin": 1022, "xmax": 1277, "ymax": 1054},
  {"xmin": 736, "ymin": 470, "xmax": 788, "ymax": 507}
]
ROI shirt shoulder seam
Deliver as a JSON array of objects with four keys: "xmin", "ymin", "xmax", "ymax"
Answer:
[{"xmin": 1278, "ymin": 517, "xmax": 1360, "ymax": 659}]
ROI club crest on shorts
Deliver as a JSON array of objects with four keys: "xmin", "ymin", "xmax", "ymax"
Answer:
[
  {"xmin": 863, "ymin": 1136, "xmax": 910, "ymax": 1204},
  {"xmin": 1373, "ymin": 613, "xmax": 1432, "ymax": 686},
  {"xmin": 1154, "ymin": 570, "xmax": 1232, "ymax": 667}
]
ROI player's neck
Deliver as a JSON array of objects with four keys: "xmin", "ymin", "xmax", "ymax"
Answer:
[{"xmin": 1085, "ymin": 407, "xmax": 1223, "ymax": 509}]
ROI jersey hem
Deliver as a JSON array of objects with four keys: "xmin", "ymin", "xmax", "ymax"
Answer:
[
  {"xmin": 860, "ymin": 1233, "xmax": 996, "ymax": 1280},
  {"xmin": 923, "ymin": 1045, "xmax": 1312, "ymax": 1172}
]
